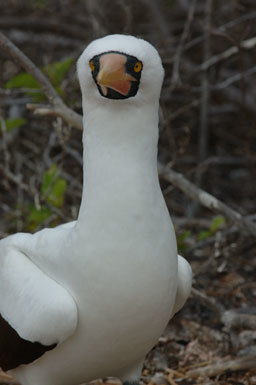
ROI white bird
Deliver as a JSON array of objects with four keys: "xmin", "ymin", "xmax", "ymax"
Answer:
[{"xmin": 0, "ymin": 34, "xmax": 192, "ymax": 385}]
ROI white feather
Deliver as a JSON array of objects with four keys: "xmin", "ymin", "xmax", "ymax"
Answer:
[
  {"xmin": 0, "ymin": 237, "xmax": 77, "ymax": 345},
  {"xmin": 0, "ymin": 34, "xmax": 192, "ymax": 385},
  {"xmin": 172, "ymin": 255, "xmax": 192, "ymax": 316}
]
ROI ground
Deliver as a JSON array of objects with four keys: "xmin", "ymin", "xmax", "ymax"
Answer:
[{"xmin": 0, "ymin": 0, "xmax": 256, "ymax": 384}]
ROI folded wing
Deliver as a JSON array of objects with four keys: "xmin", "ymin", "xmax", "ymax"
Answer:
[
  {"xmin": 0, "ymin": 246, "xmax": 77, "ymax": 371},
  {"xmin": 172, "ymin": 254, "xmax": 192, "ymax": 316}
]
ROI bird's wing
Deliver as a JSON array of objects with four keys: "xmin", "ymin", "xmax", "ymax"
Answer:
[
  {"xmin": 0, "ymin": 241, "xmax": 77, "ymax": 371},
  {"xmin": 172, "ymin": 254, "xmax": 192, "ymax": 316}
]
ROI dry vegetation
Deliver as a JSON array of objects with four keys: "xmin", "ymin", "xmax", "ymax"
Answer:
[{"xmin": 0, "ymin": 0, "xmax": 256, "ymax": 384}]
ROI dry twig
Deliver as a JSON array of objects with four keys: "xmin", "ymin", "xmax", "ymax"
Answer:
[
  {"xmin": 191, "ymin": 288, "xmax": 224, "ymax": 314},
  {"xmin": 213, "ymin": 64, "xmax": 256, "ymax": 90},
  {"xmin": 0, "ymin": 32, "xmax": 82, "ymax": 130},
  {"xmin": 0, "ymin": 16, "xmax": 85, "ymax": 40},
  {"xmin": 194, "ymin": 36, "xmax": 256, "ymax": 72},
  {"xmin": 0, "ymin": 116, "xmax": 11, "ymax": 170},
  {"xmin": 142, "ymin": 0, "xmax": 170, "ymax": 39},
  {"xmin": 184, "ymin": 354, "xmax": 256, "ymax": 378},
  {"xmin": 26, "ymin": 104, "xmax": 83, "ymax": 130},
  {"xmin": 169, "ymin": 0, "xmax": 197, "ymax": 90},
  {"xmin": 0, "ymin": 164, "xmax": 29, "ymax": 192},
  {"xmin": 158, "ymin": 163, "xmax": 256, "ymax": 237},
  {"xmin": 198, "ymin": 0, "xmax": 212, "ymax": 164},
  {"xmin": 184, "ymin": 11, "xmax": 256, "ymax": 52},
  {"xmin": 222, "ymin": 310, "xmax": 256, "ymax": 331}
]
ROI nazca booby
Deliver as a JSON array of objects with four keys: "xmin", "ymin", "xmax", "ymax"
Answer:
[{"xmin": 0, "ymin": 34, "xmax": 192, "ymax": 385}]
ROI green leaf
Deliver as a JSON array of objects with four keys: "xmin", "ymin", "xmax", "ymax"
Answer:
[
  {"xmin": 48, "ymin": 178, "xmax": 67, "ymax": 207},
  {"xmin": 5, "ymin": 72, "xmax": 39, "ymax": 89},
  {"xmin": 177, "ymin": 230, "xmax": 191, "ymax": 252},
  {"xmin": 0, "ymin": 117, "xmax": 27, "ymax": 133},
  {"xmin": 177, "ymin": 230, "xmax": 191, "ymax": 242},
  {"xmin": 30, "ymin": 0, "xmax": 48, "ymax": 8},
  {"xmin": 41, "ymin": 164, "xmax": 67, "ymax": 208},
  {"xmin": 41, "ymin": 163, "xmax": 58, "ymax": 194},
  {"xmin": 5, "ymin": 57, "xmax": 74, "ymax": 102},
  {"xmin": 197, "ymin": 216, "xmax": 226, "ymax": 241},
  {"xmin": 26, "ymin": 205, "xmax": 51, "ymax": 231},
  {"xmin": 5, "ymin": 72, "xmax": 45, "ymax": 101},
  {"xmin": 164, "ymin": 0, "xmax": 176, "ymax": 6},
  {"xmin": 44, "ymin": 57, "xmax": 74, "ymax": 85},
  {"xmin": 209, "ymin": 215, "xmax": 226, "ymax": 234},
  {"xmin": 198, "ymin": 230, "xmax": 211, "ymax": 241}
]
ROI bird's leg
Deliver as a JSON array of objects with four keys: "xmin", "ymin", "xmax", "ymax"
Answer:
[
  {"xmin": 123, "ymin": 381, "xmax": 140, "ymax": 385},
  {"xmin": 117, "ymin": 359, "xmax": 143, "ymax": 385}
]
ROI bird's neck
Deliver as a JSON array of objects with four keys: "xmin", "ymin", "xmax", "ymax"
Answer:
[{"xmin": 77, "ymin": 102, "xmax": 160, "ymax": 224}]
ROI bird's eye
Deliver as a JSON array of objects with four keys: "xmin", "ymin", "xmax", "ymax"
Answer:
[
  {"xmin": 134, "ymin": 61, "xmax": 142, "ymax": 72},
  {"xmin": 89, "ymin": 60, "xmax": 95, "ymax": 71}
]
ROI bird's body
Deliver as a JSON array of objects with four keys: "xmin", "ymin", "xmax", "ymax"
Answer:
[{"xmin": 0, "ymin": 34, "xmax": 192, "ymax": 385}]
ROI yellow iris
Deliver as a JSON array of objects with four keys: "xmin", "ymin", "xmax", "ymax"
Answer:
[
  {"xmin": 89, "ymin": 60, "xmax": 95, "ymax": 71},
  {"xmin": 134, "ymin": 61, "xmax": 142, "ymax": 72}
]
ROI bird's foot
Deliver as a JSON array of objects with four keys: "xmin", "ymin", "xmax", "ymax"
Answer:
[{"xmin": 123, "ymin": 382, "xmax": 140, "ymax": 385}]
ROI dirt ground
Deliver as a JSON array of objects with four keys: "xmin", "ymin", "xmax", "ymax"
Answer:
[{"xmin": 0, "ymin": 0, "xmax": 256, "ymax": 384}]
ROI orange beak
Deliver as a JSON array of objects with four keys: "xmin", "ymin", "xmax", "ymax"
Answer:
[{"xmin": 97, "ymin": 53, "xmax": 136, "ymax": 96}]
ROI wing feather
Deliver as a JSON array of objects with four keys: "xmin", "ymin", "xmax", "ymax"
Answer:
[
  {"xmin": 0, "ymin": 247, "xmax": 77, "ymax": 348},
  {"xmin": 172, "ymin": 255, "xmax": 192, "ymax": 316}
]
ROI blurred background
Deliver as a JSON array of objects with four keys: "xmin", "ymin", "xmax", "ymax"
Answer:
[{"xmin": 0, "ymin": 0, "xmax": 256, "ymax": 384}]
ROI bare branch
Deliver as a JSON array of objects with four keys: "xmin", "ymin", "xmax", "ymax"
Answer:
[
  {"xmin": 0, "ymin": 16, "xmax": 85, "ymax": 41},
  {"xmin": 116, "ymin": 0, "xmax": 133, "ymax": 34},
  {"xmin": 27, "ymin": 104, "xmax": 83, "ymax": 130},
  {"xmin": 213, "ymin": 64, "xmax": 256, "ymax": 90},
  {"xmin": 0, "ymin": 32, "xmax": 83, "ymax": 130},
  {"xmin": 184, "ymin": 11, "xmax": 256, "ymax": 52},
  {"xmin": 191, "ymin": 288, "xmax": 224, "ymax": 314},
  {"xmin": 0, "ymin": 164, "xmax": 29, "ymax": 192},
  {"xmin": 158, "ymin": 163, "xmax": 256, "ymax": 237},
  {"xmin": 143, "ymin": 0, "xmax": 170, "ymax": 38},
  {"xmin": 165, "ymin": 99, "xmax": 200, "ymax": 122},
  {"xmin": 164, "ymin": 63, "xmax": 256, "ymax": 122},
  {"xmin": 0, "ymin": 31, "xmax": 61, "ymax": 104},
  {"xmin": 222, "ymin": 310, "xmax": 256, "ymax": 331},
  {"xmin": 190, "ymin": 0, "xmax": 213, "ymax": 215},
  {"xmin": 184, "ymin": 354, "xmax": 256, "ymax": 378},
  {"xmin": 169, "ymin": 0, "xmax": 197, "ymax": 90},
  {"xmin": 198, "ymin": 0, "xmax": 212, "ymax": 163},
  {"xmin": 194, "ymin": 36, "xmax": 256, "ymax": 72},
  {"xmin": 0, "ymin": 117, "xmax": 11, "ymax": 170},
  {"xmin": 85, "ymin": 0, "xmax": 107, "ymax": 37}
]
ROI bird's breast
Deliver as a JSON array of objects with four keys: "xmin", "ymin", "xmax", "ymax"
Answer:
[{"xmin": 68, "ymin": 199, "xmax": 178, "ymax": 347}]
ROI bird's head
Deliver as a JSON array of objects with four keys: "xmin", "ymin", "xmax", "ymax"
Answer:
[{"xmin": 77, "ymin": 34, "xmax": 164, "ymax": 108}]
